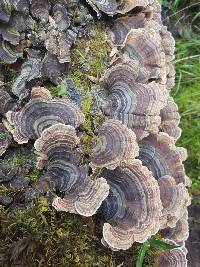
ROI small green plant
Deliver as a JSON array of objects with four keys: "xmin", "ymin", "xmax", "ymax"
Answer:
[{"xmin": 136, "ymin": 237, "xmax": 179, "ymax": 267}]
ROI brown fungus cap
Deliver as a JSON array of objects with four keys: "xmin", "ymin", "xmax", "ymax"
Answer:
[
  {"xmin": 102, "ymin": 63, "xmax": 168, "ymax": 140},
  {"xmin": 98, "ymin": 160, "xmax": 162, "ymax": 250},
  {"xmin": 86, "ymin": 0, "xmax": 154, "ymax": 16},
  {"xmin": 157, "ymin": 241, "xmax": 187, "ymax": 267},
  {"xmin": 91, "ymin": 119, "xmax": 139, "ymax": 170},
  {"xmin": 138, "ymin": 133, "xmax": 188, "ymax": 184},
  {"xmin": 160, "ymin": 97, "xmax": 181, "ymax": 140},
  {"xmin": 158, "ymin": 176, "xmax": 191, "ymax": 228},
  {"xmin": 6, "ymin": 87, "xmax": 84, "ymax": 144}
]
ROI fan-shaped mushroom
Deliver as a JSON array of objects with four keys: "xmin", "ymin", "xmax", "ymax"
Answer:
[
  {"xmin": 6, "ymin": 87, "xmax": 84, "ymax": 143},
  {"xmin": 98, "ymin": 160, "xmax": 162, "ymax": 250},
  {"xmin": 138, "ymin": 133, "xmax": 188, "ymax": 184},
  {"xmin": 157, "ymin": 241, "xmax": 187, "ymax": 267},
  {"xmin": 158, "ymin": 176, "xmax": 191, "ymax": 228},
  {"xmin": 102, "ymin": 63, "xmax": 168, "ymax": 140},
  {"xmin": 87, "ymin": 0, "xmax": 154, "ymax": 16},
  {"xmin": 0, "ymin": 123, "xmax": 12, "ymax": 156},
  {"xmin": 0, "ymin": 87, "xmax": 17, "ymax": 114},
  {"xmin": 160, "ymin": 97, "xmax": 181, "ymax": 140},
  {"xmin": 0, "ymin": 38, "xmax": 23, "ymax": 64},
  {"xmin": 91, "ymin": 119, "xmax": 139, "ymax": 170},
  {"xmin": 12, "ymin": 58, "xmax": 41, "ymax": 99}
]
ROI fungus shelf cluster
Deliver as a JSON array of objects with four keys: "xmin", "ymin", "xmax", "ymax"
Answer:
[{"xmin": 0, "ymin": 0, "xmax": 191, "ymax": 266}]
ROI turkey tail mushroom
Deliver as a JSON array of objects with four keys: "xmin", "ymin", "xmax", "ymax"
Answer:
[
  {"xmin": 157, "ymin": 241, "xmax": 188, "ymax": 267},
  {"xmin": 91, "ymin": 119, "xmax": 139, "ymax": 170},
  {"xmin": 6, "ymin": 86, "xmax": 84, "ymax": 143},
  {"xmin": 98, "ymin": 160, "xmax": 162, "ymax": 250},
  {"xmin": 86, "ymin": 0, "xmax": 154, "ymax": 16},
  {"xmin": 158, "ymin": 175, "xmax": 191, "ymax": 228},
  {"xmin": 34, "ymin": 123, "xmax": 109, "ymax": 216},
  {"xmin": 160, "ymin": 97, "xmax": 181, "ymax": 140},
  {"xmin": 101, "ymin": 63, "xmax": 168, "ymax": 140},
  {"xmin": 138, "ymin": 133, "xmax": 188, "ymax": 185}
]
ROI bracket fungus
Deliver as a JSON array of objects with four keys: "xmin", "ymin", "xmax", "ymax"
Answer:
[
  {"xmin": 157, "ymin": 242, "xmax": 188, "ymax": 267},
  {"xmin": 101, "ymin": 63, "xmax": 168, "ymax": 140},
  {"xmin": 0, "ymin": 123, "xmax": 12, "ymax": 156},
  {"xmin": 6, "ymin": 87, "xmax": 85, "ymax": 144},
  {"xmin": 91, "ymin": 119, "xmax": 139, "ymax": 170},
  {"xmin": 0, "ymin": 87, "xmax": 17, "ymax": 114},
  {"xmin": 34, "ymin": 123, "xmax": 109, "ymax": 216},
  {"xmin": 12, "ymin": 58, "xmax": 41, "ymax": 99},
  {"xmin": 97, "ymin": 160, "xmax": 162, "ymax": 250},
  {"xmin": 138, "ymin": 133, "xmax": 188, "ymax": 185},
  {"xmin": 158, "ymin": 175, "xmax": 191, "ymax": 228},
  {"xmin": 0, "ymin": 0, "xmax": 192, "ymax": 264},
  {"xmin": 160, "ymin": 96, "xmax": 182, "ymax": 141},
  {"xmin": 87, "ymin": 0, "xmax": 154, "ymax": 16}
]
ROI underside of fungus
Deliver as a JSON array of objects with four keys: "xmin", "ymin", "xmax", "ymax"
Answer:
[{"xmin": 0, "ymin": 0, "xmax": 191, "ymax": 263}]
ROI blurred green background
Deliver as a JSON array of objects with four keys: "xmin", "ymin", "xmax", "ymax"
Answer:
[{"xmin": 160, "ymin": 0, "xmax": 200, "ymax": 199}]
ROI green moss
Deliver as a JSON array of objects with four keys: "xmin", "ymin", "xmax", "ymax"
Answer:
[
  {"xmin": 0, "ymin": 197, "xmax": 134, "ymax": 266},
  {"xmin": 70, "ymin": 21, "xmax": 110, "ymax": 93}
]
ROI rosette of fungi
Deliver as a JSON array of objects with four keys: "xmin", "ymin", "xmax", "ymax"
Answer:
[
  {"xmin": 87, "ymin": 0, "xmax": 154, "ymax": 16},
  {"xmin": 91, "ymin": 119, "xmax": 139, "ymax": 170},
  {"xmin": 101, "ymin": 63, "xmax": 168, "ymax": 140},
  {"xmin": 138, "ymin": 133, "xmax": 189, "ymax": 185},
  {"xmin": 34, "ymin": 123, "xmax": 109, "ymax": 216},
  {"xmin": 6, "ymin": 86, "xmax": 84, "ymax": 144},
  {"xmin": 158, "ymin": 175, "xmax": 190, "ymax": 228},
  {"xmin": 160, "ymin": 97, "xmax": 181, "ymax": 141},
  {"xmin": 12, "ymin": 58, "xmax": 41, "ymax": 99},
  {"xmin": 0, "ymin": 86, "xmax": 17, "ymax": 114},
  {"xmin": 97, "ymin": 160, "xmax": 162, "ymax": 250},
  {"xmin": 157, "ymin": 241, "xmax": 187, "ymax": 267}
]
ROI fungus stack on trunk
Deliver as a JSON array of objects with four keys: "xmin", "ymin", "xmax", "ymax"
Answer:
[{"xmin": 0, "ymin": 0, "xmax": 190, "ymax": 266}]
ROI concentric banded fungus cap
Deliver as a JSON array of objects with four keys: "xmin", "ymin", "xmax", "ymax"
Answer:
[
  {"xmin": 86, "ymin": 0, "xmax": 154, "ymax": 16},
  {"xmin": 0, "ymin": 87, "xmax": 17, "ymax": 114},
  {"xmin": 12, "ymin": 58, "xmax": 41, "ymax": 99},
  {"xmin": 102, "ymin": 63, "xmax": 168, "ymax": 140},
  {"xmin": 6, "ymin": 87, "xmax": 85, "ymax": 144},
  {"xmin": 162, "ymin": 212, "xmax": 189, "ymax": 244},
  {"xmin": 122, "ymin": 28, "xmax": 166, "ymax": 81},
  {"xmin": 0, "ymin": 123, "xmax": 12, "ymax": 156},
  {"xmin": 138, "ymin": 133, "xmax": 188, "ymax": 184},
  {"xmin": 160, "ymin": 97, "xmax": 181, "ymax": 141},
  {"xmin": 157, "ymin": 242, "xmax": 187, "ymax": 267},
  {"xmin": 91, "ymin": 119, "xmax": 139, "ymax": 170},
  {"xmin": 34, "ymin": 123, "xmax": 109, "ymax": 216},
  {"xmin": 109, "ymin": 13, "xmax": 146, "ymax": 45},
  {"xmin": 98, "ymin": 160, "xmax": 162, "ymax": 250},
  {"xmin": 158, "ymin": 175, "xmax": 191, "ymax": 228},
  {"xmin": 0, "ymin": 39, "xmax": 23, "ymax": 64}
]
